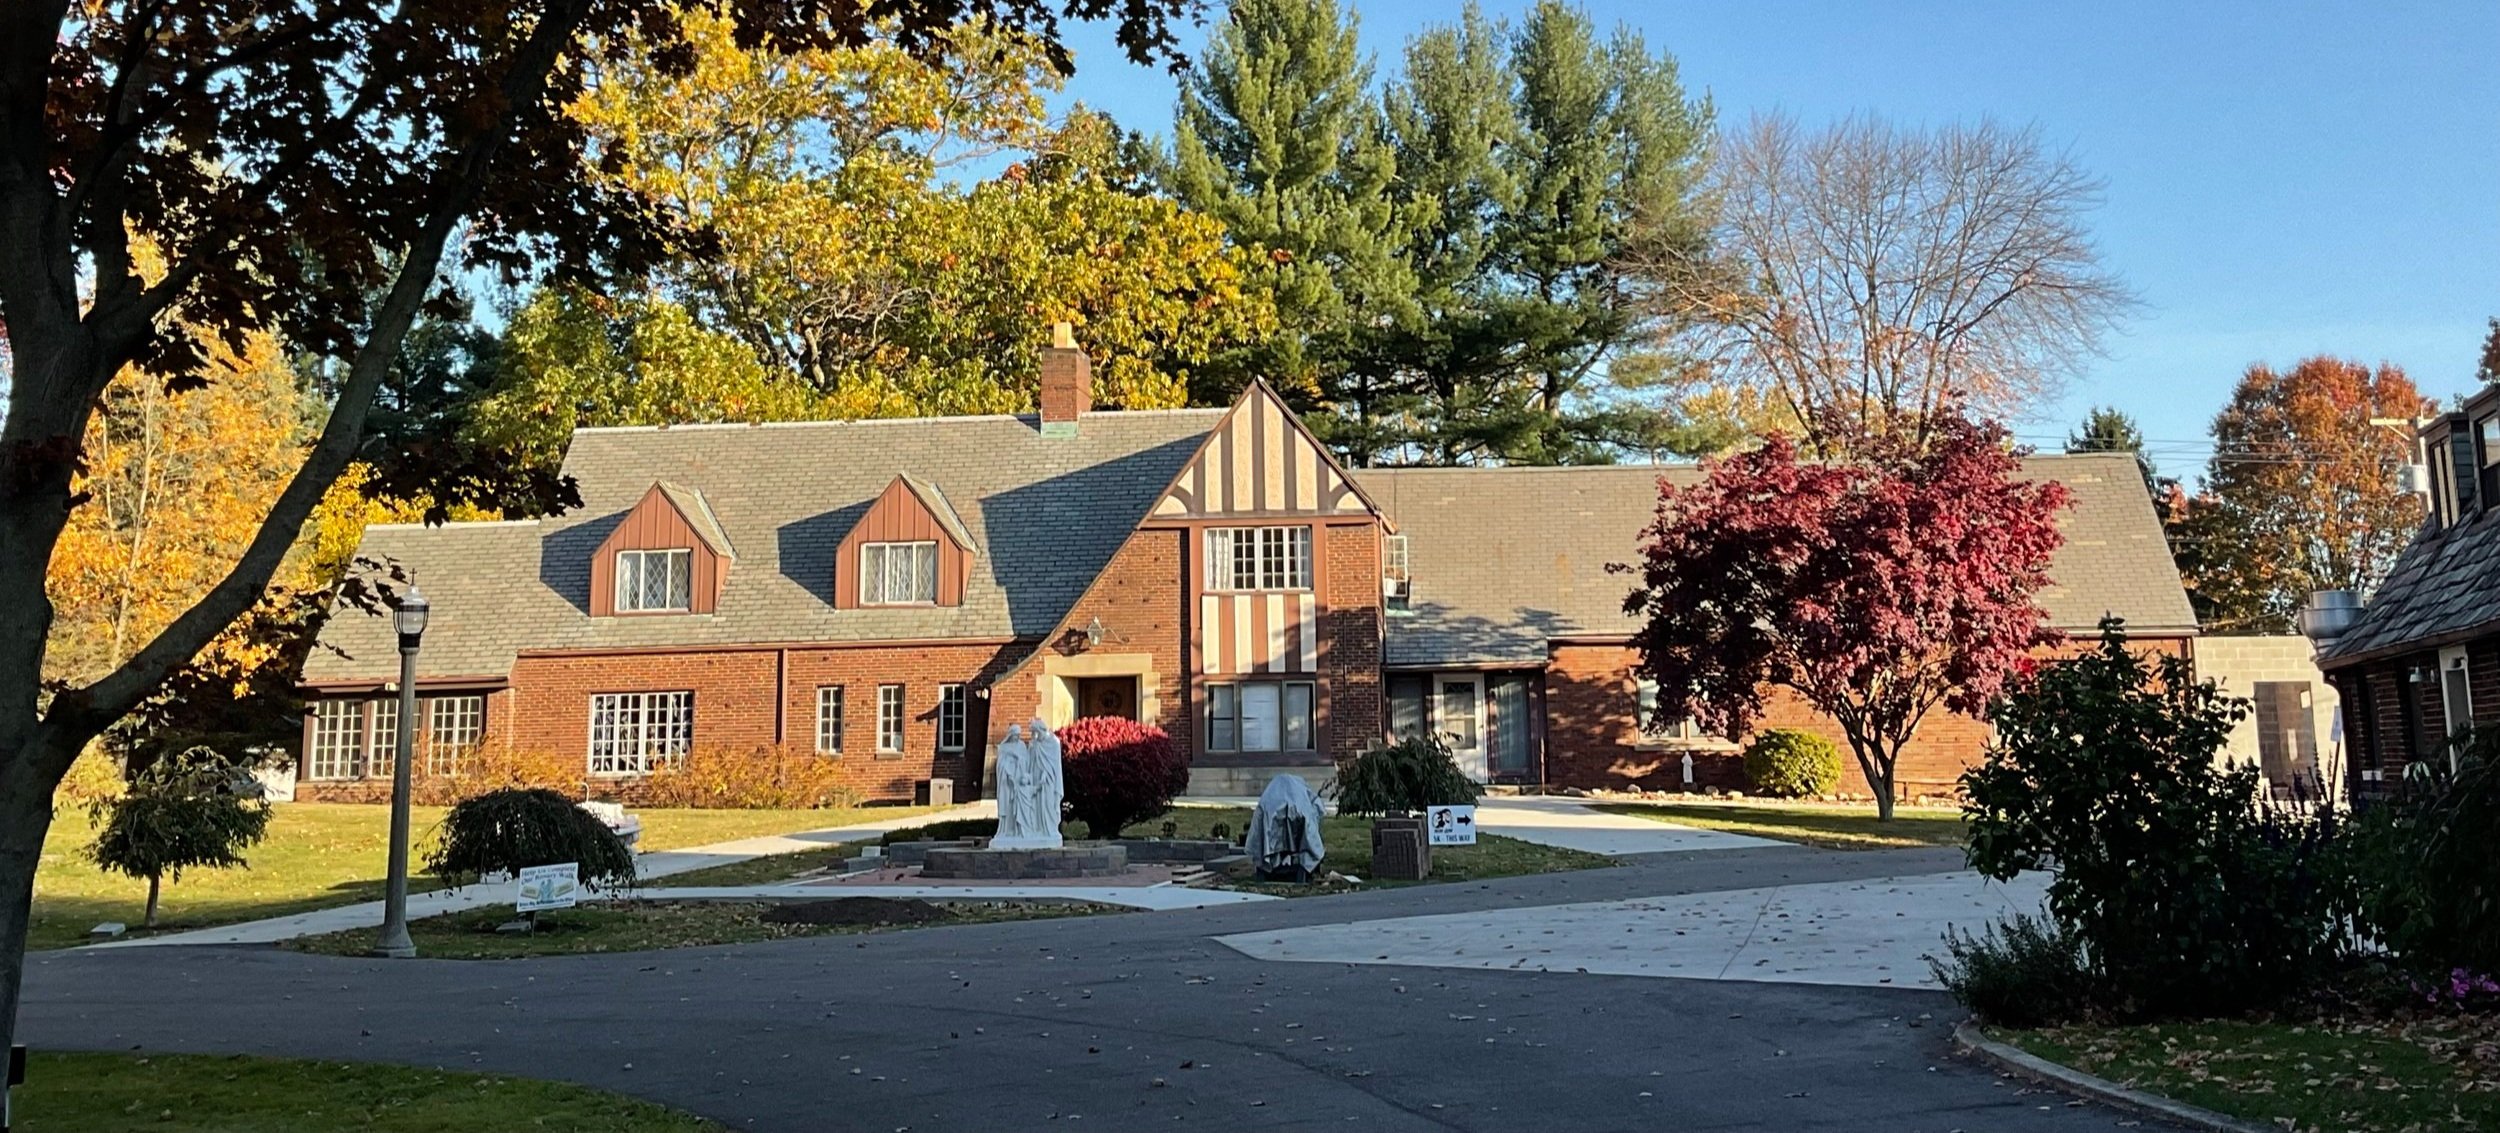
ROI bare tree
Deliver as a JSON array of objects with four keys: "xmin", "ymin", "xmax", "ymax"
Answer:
[{"xmin": 1649, "ymin": 114, "xmax": 2131, "ymax": 453}]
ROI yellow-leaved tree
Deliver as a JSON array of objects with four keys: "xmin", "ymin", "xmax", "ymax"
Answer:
[{"xmin": 537, "ymin": 7, "xmax": 1274, "ymax": 423}]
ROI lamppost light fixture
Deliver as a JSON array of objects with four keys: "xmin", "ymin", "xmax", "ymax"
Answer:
[{"xmin": 394, "ymin": 585, "xmax": 430, "ymax": 642}]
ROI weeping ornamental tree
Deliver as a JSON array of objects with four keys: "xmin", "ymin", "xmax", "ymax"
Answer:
[
  {"xmin": 86, "ymin": 748, "xmax": 273, "ymax": 928},
  {"xmin": 0, "ymin": 0, "xmax": 1196, "ymax": 1065},
  {"xmin": 1620, "ymin": 413, "xmax": 2069, "ymax": 818}
]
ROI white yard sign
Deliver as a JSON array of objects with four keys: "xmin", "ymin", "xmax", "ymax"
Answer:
[
  {"xmin": 1427, "ymin": 805, "xmax": 1478, "ymax": 846},
  {"xmin": 515, "ymin": 862, "xmax": 581, "ymax": 913}
]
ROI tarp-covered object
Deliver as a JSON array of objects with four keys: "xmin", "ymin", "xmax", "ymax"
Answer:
[{"xmin": 1247, "ymin": 774, "xmax": 1326, "ymax": 881}]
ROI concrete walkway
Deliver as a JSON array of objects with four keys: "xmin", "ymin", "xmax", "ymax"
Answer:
[
  {"xmin": 1470, "ymin": 794, "xmax": 1783, "ymax": 854},
  {"xmin": 94, "ymin": 801, "xmax": 996, "ymax": 949},
  {"xmin": 1218, "ymin": 869, "xmax": 2049, "ymax": 989},
  {"xmin": 633, "ymin": 882, "xmax": 1276, "ymax": 910},
  {"xmin": 1184, "ymin": 793, "xmax": 1782, "ymax": 855}
]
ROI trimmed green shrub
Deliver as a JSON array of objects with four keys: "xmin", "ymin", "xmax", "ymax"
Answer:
[
  {"xmin": 880, "ymin": 816, "xmax": 998, "ymax": 845},
  {"xmin": 1742, "ymin": 729, "xmax": 1842, "ymax": 797},
  {"xmin": 1059, "ymin": 717, "xmax": 1190, "ymax": 839},
  {"xmin": 1961, "ymin": 619, "xmax": 2359, "ymax": 1021},
  {"xmin": 428, "ymin": 787, "xmax": 636, "ymax": 890},
  {"xmin": 1927, "ymin": 913, "xmax": 2098, "ymax": 1028},
  {"xmin": 86, "ymin": 747, "xmax": 272, "ymax": 927},
  {"xmin": 1329, "ymin": 734, "xmax": 1482, "ymax": 817}
]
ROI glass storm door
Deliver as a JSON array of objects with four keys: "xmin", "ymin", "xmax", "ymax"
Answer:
[
  {"xmin": 1434, "ymin": 675, "xmax": 1487, "ymax": 780},
  {"xmin": 1488, "ymin": 675, "xmax": 1534, "ymax": 779}
]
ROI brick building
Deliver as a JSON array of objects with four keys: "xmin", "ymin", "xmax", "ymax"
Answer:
[
  {"xmin": 2308, "ymin": 383, "xmax": 2500, "ymax": 797},
  {"xmin": 296, "ymin": 336, "xmax": 2198, "ymax": 803}
]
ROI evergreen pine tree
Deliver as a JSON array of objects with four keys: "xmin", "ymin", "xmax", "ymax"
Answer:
[
  {"xmin": 2065, "ymin": 404, "xmax": 2159, "ymax": 498},
  {"xmin": 1163, "ymin": 0, "xmax": 1415, "ymax": 453}
]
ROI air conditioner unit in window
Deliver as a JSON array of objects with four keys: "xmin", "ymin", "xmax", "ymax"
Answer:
[{"xmin": 1383, "ymin": 577, "xmax": 1410, "ymax": 600}]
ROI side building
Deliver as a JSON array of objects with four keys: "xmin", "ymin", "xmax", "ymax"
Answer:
[{"xmin": 2310, "ymin": 382, "xmax": 2500, "ymax": 795}]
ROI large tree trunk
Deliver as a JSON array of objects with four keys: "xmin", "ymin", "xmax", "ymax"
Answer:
[
  {"xmin": 1847, "ymin": 743, "xmax": 1898, "ymax": 822},
  {"xmin": 0, "ymin": 755, "xmax": 62, "ymax": 1062}
]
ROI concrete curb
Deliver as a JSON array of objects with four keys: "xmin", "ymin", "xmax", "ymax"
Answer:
[{"xmin": 1951, "ymin": 1020, "xmax": 2278, "ymax": 1133}]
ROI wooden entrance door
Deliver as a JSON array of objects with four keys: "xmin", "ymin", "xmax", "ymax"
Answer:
[{"xmin": 1075, "ymin": 677, "xmax": 1139, "ymax": 721}]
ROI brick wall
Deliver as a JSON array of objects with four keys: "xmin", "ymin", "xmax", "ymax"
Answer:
[
  {"xmin": 991, "ymin": 527, "xmax": 1190, "ymax": 763},
  {"xmin": 2334, "ymin": 637, "xmax": 2500, "ymax": 797},
  {"xmin": 298, "ymin": 644, "xmax": 1019, "ymax": 804},
  {"xmin": 1544, "ymin": 635, "xmax": 2194, "ymax": 800},
  {"xmin": 1321, "ymin": 522, "xmax": 1385, "ymax": 762}
]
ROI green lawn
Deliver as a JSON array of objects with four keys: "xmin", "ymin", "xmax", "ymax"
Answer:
[
  {"xmin": 13, "ymin": 1051, "xmax": 725, "ymax": 1132},
  {"xmin": 33, "ymin": 802, "xmax": 941, "ymax": 951},
  {"xmin": 1592, "ymin": 800, "xmax": 1966, "ymax": 849},
  {"xmin": 2005, "ymin": 1017, "xmax": 2500, "ymax": 1133},
  {"xmin": 285, "ymin": 898, "xmax": 1121, "ymax": 959}
]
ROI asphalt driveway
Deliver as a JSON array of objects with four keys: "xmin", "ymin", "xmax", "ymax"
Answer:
[{"xmin": 19, "ymin": 844, "xmax": 2175, "ymax": 1132}]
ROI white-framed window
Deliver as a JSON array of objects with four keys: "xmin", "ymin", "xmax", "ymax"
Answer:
[
  {"xmin": 861, "ymin": 541, "xmax": 939, "ymax": 605},
  {"xmin": 309, "ymin": 700, "xmax": 365, "ymax": 780},
  {"xmin": 815, "ymin": 685, "xmax": 845, "ymax": 755},
  {"xmin": 2441, "ymin": 646, "xmax": 2474, "ymax": 765},
  {"xmin": 615, "ymin": 548, "xmax": 693, "ymax": 612},
  {"xmin": 1206, "ymin": 680, "xmax": 1315, "ymax": 753},
  {"xmin": 587, "ymin": 690, "xmax": 693, "ymax": 776},
  {"xmin": 936, "ymin": 684, "xmax": 967, "ymax": 752},
  {"xmin": 1382, "ymin": 533, "xmax": 1411, "ymax": 610},
  {"xmin": 1636, "ymin": 677, "xmax": 1714, "ymax": 742},
  {"xmin": 1205, "ymin": 526, "xmax": 1311, "ymax": 591},
  {"xmin": 368, "ymin": 696, "xmax": 400, "ymax": 778},
  {"xmin": 425, "ymin": 695, "xmax": 486, "ymax": 776},
  {"xmin": 876, "ymin": 684, "xmax": 906, "ymax": 753}
]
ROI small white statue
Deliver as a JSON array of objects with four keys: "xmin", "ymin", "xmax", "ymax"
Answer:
[{"xmin": 991, "ymin": 718, "xmax": 1065, "ymax": 850}]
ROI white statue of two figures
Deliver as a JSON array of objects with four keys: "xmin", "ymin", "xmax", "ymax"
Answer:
[{"xmin": 991, "ymin": 718, "xmax": 1065, "ymax": 850}]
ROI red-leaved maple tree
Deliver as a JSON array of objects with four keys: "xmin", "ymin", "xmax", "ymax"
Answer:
[{"xmin": 1620, "ymin": 413, "xmax": 2070, "ymax": 818}]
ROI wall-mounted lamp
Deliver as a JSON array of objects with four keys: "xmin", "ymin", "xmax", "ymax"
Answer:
[{"xmin": 1084, "ymin": 617, "xmax": 1105, "ymax": 648}]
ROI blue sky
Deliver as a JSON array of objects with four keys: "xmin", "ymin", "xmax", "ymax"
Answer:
[{"xmin": 1046, "ymin": 0, "xmax": 2499, "ymax": 479}]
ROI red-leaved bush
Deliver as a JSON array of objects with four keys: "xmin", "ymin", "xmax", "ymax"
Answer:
[
  {"xmin": 1058, "ymin": 717, "xmax": 1189, "ymax": 839},
  {"xmin": 1620, "ymin": 411, "xmax": 2069, "ymax": 818}
]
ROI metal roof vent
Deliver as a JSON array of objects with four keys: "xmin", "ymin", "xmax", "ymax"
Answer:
[{"xmin": 2296, "ymin": 589, "xmax": 2361, "ymax": 654}]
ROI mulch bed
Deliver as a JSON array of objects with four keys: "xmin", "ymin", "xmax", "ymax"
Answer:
[{"xmin": 759, "ymin": 897, "xmax": 954, "ymax": 928}]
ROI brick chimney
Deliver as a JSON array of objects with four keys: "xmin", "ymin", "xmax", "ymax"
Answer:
[{"xmin": 1038, "ymin": 322, "xmax": 1091, "ymax": 437}]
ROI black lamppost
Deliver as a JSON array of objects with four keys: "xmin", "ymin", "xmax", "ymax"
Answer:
[{"xmin": 373, "ymin": 585, "xmax": 428, "ymax": 958}]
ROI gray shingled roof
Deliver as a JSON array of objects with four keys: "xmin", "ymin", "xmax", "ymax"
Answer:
[
  {"xmin": 2320, "ymin": 507, "xmax": 2500, "ymax": 664},
  {"xmin": 1356, "ymin": 452, "xmax": 2199, "ymax": 668},
  {"xmin": 304, "ymin": 410, "xmax": 1222, "ymax": 683},
  {"xmin": 897, "ymin": 472, "xmax": 976, "ymax": 550},
  {"xmin": 656, "ymin": 481, "xmax": 736, "ymax": 559}
]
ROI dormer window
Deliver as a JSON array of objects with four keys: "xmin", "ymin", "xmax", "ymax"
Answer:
[
  {"xmin": 861, "ymin": 541, "xmax": 939, "ymax": 605},
  {"xmin": 591, "ymin": 482, "xmax": 731, "ymax": 617},
  {"xmin": 615, "ymin": 548, "xmax": 693, "ymax": 612}
]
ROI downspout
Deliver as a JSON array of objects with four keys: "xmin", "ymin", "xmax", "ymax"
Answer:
[{"xmin": 774, "ymin": 647, "xmax": 788, "ymax": 748}]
